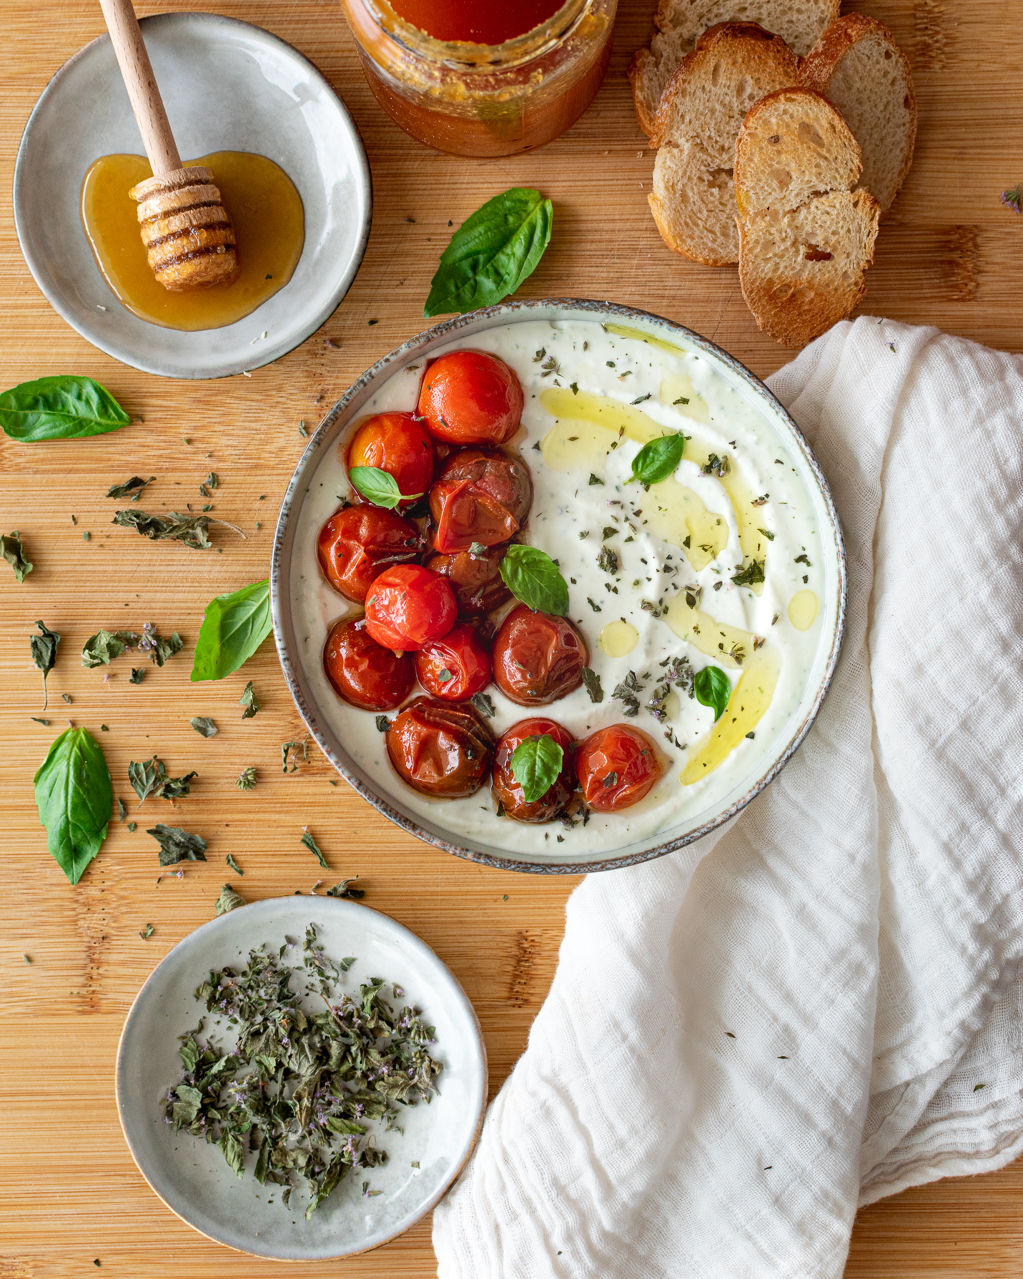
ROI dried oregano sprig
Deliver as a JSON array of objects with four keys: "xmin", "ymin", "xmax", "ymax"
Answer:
[{"xmin": 163, "ymin": 924, "xmax": 442, "ymax": 1217}]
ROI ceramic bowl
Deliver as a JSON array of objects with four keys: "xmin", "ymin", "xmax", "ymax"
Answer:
[
  {"xmin": 13, "ymin": 13, "xmax": 371, "ymax": 379},
  {"xmin": 271, "ymin": 299, "xmax": 847, "ymax": 873},
  {"xmin": 116, "ymin": 897, "xmax": 486, "ymax": 1259}
]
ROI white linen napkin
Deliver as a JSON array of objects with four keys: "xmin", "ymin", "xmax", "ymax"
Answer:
[{"xmin": 432, "ymin": 318, "xmax": 1023, "ymax": 1279}]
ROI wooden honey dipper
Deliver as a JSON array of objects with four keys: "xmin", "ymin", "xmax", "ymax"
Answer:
[{"xmin": 98, "ymin": 0, "xmax": 239, "ymax": 291}]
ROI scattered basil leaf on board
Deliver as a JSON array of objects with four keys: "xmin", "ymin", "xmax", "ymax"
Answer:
[
  {"xmin": 630, "ymin": 433, "xmax": 687, "ymax": 485},
  {"xmin": 694, "ymin": 665, "xmax": 731, "ymax": 722},
  {"xmin": 348, "ymin": 466, "xmax": 421, "ymax": 510},
  {"xmin": 215, "ymin": 883, "xmax": 246, "ymax": 915},
  {"xmin": 34, "ymin": 727, "xmax": 113, "ymax": 885},
  {"xmin": 510, "ymin": 733, "xmax": 564, "ymax": 804},
  {"xmin": 112, "ymin": 508, "xmax": 216, "ymax": 550},
  {"xmin": 2, "ymin": 531, "xmax": 33, "ymax": 581},
  {"xmin": 499, "ymin": 544, "xmax": 569, "ymax": 615},
  {"xmin": 191, "ymin": 579, "xmax": 272, "ymax": 682},
  {"xmin": 148, "ymin": 824, "xmax": 208, "ymax": 866},
  {"xmin": 30, "ymin": 620, "xmax": 61, "ymax": 710},
  {"xmin": 424, "ymin": 187, "xmax": 553, "ymax": 318},
  {"xmin": 0, "ymin": 375, "xmax": 130, "ymax": 442}
]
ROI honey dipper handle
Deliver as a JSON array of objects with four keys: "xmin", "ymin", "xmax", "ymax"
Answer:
[{"xmin": 97, "ymin": 0, "xmax": 181, "ymax": 175}]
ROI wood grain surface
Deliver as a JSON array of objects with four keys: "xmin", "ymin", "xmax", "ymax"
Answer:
[{"xmin": 1, "ymin": 1, "xmax": 1021, "ymax": 1275}]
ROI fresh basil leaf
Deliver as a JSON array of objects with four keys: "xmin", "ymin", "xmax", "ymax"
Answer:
[
  {"xmin": 34, "ymin": 727, "xmax": 113, "ymax": 884},
  {"xmin": 191, "ymin": 579, "xmax": 272, "ymax": 682},
  {"xmin": 148, "ymin": 823, "xmax": 208, "ymax": 866},
  {"xmin": 348, "ymin": 466, "xmax": 420, "ymax": 510},
  {"xmin": 499, "ymin": 544, "xmax": 569, "ymax": 615},
  {"xmin": 424, "ymin": 187, "xmax": 554, "ymax": 318},
  {"xmin": 510, "ymin": 733, "xmax": 564, "ymax": 804},
  {"xmin": 0, "ymin": 375, "xmax": 130, "ymax": 442},
  {"xmin": 2, "ymin": 531, "xmax": 33, "ymax": 581},
  {"xmin": 694, "ymin": 665, "xmax": 731, "ymax": 722},
  {"xmin": 631, "ymin": 433, "xmax": 686, "ymax": 485}
]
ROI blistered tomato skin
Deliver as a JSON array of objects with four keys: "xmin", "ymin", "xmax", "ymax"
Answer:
[
  {"xmin": 492, "ymin": 718, "xmax": 577, "ymax": 823},
  {"xmin": 415, "ymin": 623, "xmax": 492, "ymax": 701},
  {"xmin": 426, "ymin": 544, "xmax": 512, "ymax": 617},
  {"xmin": 386, "ymin": 696, "xmax": 494, "ymax": 797},
  {"xmin": 576, "ymin": 724, "xmax": 665, "ymax": 812},
  {"xmin": 346, "ymin": 412, "xmax": 435, "ymax": 509},
  {"xmin": 417, "ymin": 350, "xmax": 525, "ymax": 447},
  {"xmin": 317, "ymin": 506, "xmax": 423, "ymax": 603},
  {"xmin": 428, "ymin": 449, "xmax": 533, "ymax": 554},
  {"xmin": 364, "ymin": 564, "xmax": 457, "ymax": 652},
  {"xmin": 323, "ymin": 617, "xmax": 415, "ymax": 711},
  {"xmin": 491, "ymin": 605, "xmax": 588, "ymax": 705}
]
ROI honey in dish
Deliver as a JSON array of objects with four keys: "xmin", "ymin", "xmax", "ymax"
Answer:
[{"xmin": 81, "ymin": 151, "xmax": 304, "ymax": 331}]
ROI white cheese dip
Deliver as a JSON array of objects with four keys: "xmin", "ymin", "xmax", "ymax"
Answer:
[{"xmin": 288, "ymin": 319, "xmax": 839, "ymax": 864}]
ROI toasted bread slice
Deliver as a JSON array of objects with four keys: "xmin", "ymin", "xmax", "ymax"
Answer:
[
  {"xmin": 799, "ymin": 14, "xmax": 916, "ymax": 212},
  {"xmin": 735, "ymin": 89, "xmax": 880, "ymax": 346},
  {"xmin": 649, "ymin": 24, "xmax": 800, "ymax": 264},
  {"xmin": 629, "ymin": 0, "xmax": 840, "ymax": 138}
]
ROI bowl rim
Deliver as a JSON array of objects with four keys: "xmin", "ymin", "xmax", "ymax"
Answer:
[
  {"xmin": 270, "ymin": 298, "xmax": 848, "ymax": 874},
  {"xmin": 12, "ymin": 11, "xmax": 373, "ymax": 380},
  {"xmin": 114, "ymin": 895, "xmax": 488, "ymax": 1259}
]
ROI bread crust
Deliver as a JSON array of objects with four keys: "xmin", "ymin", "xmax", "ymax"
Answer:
[{"xmin": 799, "ymin": 13, "xmax": 917, "ymax": 212}]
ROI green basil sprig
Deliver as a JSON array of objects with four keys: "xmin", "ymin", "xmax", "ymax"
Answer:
[
  {"xmin": 424, "ymin": 188, "xmax": 553, "ymax": 318},
  {"xmin": 191, "ymin": 580, "xmax": 272, "ymax": 682},
  {"xmin": 34, "ymin": 727, "xmax": 113, "ymax": 884},
  {"xmin": 499, "ymin": 544, "xmax": 569, "ymax": 616},
  {"xmin": 349, "ymin": 466, "xmax": 421, "ymax": 509},
  {"xmin": 630, "ymin": 433, "xmax": 686, "ymax": 485},
  {"xmin": 510, "ymin": 733, "xmax": 564, "ymax": 804},
  {"xmin": 0, "ymin": 375, "xmax": 130, "ymax": 442},
  {"xmin": 694, "ymin": 665, "xmax": 731, "ymax": 722}
]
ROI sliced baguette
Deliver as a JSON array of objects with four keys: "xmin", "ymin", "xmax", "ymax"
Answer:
[
  {"xmin": 799, "ymin": 13, "xmax": 917, "ymax": 212},
  {"xmin": 629, "ymin": 0, "xmax": 840, "ymax": 138},
  {"xmin": 735, "ymin": 89, "xmax": 881, "ymax": 346},
  {"xmin": 649, "ymin": 23, "xmax": 800, "ymax": 264}
]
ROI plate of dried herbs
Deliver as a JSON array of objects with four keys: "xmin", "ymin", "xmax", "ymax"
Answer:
[{"xmin": 115, "ymin": 896, "xmax": 486, "ymax": 1258}]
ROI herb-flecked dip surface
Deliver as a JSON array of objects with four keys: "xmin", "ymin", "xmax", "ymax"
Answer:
[{"xmin": 286, "ymin": 313, "xmax": 842, "ymax": 867}]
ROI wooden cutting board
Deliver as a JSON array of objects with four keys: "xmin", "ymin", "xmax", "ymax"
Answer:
[{"xmin": 1, "ymin": 1, "xmax": 1020, "ymax": 1275}]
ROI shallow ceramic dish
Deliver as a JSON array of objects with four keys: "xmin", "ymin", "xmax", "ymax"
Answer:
[
  {"xmin": 14, "ymin": 13, "xmax": 371, "ymax": 379},
  {"xmin": 116, "ymin": 897, "xmax": 486, "ymax": 1259},
  {"xmin": 271, "ymin": 299, "xmax": 847, "ymax": 873}
]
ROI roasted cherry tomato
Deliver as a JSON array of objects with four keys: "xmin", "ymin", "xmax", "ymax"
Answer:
[
  {"xmin": 415, "ymin": 622, "xmax": 492, "ymax": 701},
  {"xmin": 491, "ymin": 605, "xmax": 588, "ymax": 704},
  {"xmin": 364, "ymin": 564, "xmax": 457, "ymax": 652},
  {"xmin": 346, "ymin": 411, "xmax": 434, "ymax": 510},
  {"xmin": 426, "ymin": 544, "xmax": 512, "ymax": 617},
  {"xmin": 492, "ymin": 717, "xmax": 577, "ymax": 823},
  {"xmin": 417, "ymin": 350, "xmax": 524, "ymax": 447},
  {"xmin": 428, "ymin": 449, "xmax": 533, "ymax": 554},
  {"xmin": 576, "ymin": 724, "xmax": 665, "ymax": 812},
  {"xmin": 385, "ymin": 696, "xmax": 494, "ymax": 797},
  {"xmin": 317, "ymin": 506, "xmax": 423, "ymax": 603},
  {"xmin": 322, "ymin": 616, "xmax": 414, "ymax": 711}
]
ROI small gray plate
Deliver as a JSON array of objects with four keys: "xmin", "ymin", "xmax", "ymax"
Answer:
[
  {"xmin": 14, "ymin": 13, "xmax": 371, "ymax": 379},
  {"xmin": 115, "ymin": 897, "xmax": 487, "ymax": 1259}
]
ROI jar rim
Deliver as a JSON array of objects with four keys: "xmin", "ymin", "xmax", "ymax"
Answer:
[{"xmin": 358, "ymin": 0, "xmax": 591, "ymax": 70}]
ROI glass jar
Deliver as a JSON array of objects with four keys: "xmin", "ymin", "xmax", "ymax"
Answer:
[{"xmin": 339, "ymin": 0, "xmax": 618, "ymax": 157}]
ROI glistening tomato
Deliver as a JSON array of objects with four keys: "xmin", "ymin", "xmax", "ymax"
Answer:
[
  {"xmin": 576, "ymin": 724, "xmax": 665, "ymax": 812},
  {"xmin": 364, "ymin": 564, "xmax": 457, "ymax": 652},
  {"xmin": 417, "ymin": 350, "xmax": 524, "ymax": 446},
  {"xmin": 492, "ymin": 718, "xmax": 577, "ymax": 823},
  {"xmin": 491, "ymin": 605, "xmax": 588, "ymax": 704},
  {"xmin": 323, "ymin": 617, "xmax": 414, "ymax": 711},
  {"xmin": 426, "ymin": 544, "xmax": 511, "ymax": 617},
  {"xmin": 317, "ymin": 506, "xmax": 423, "ymax": 603},
  {"xmin": 385, "ymin": 697, "xmax": 494, "ymax": 797},
  {"xmin": 415, "ymin": 623, "xmax": 492, "ymax": 701},
  {"xmin": 346, "ymin": 411, "xmax": 434, "ymax": 509},
  {"xmin": 429, "ymin": 449, "xmax": 533, "ymax": 554}
]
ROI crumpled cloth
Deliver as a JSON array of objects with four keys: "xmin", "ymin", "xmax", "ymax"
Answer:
[{"xmin": 433, "ymin": 318, "xmax": 1023, "ymax": 1279}]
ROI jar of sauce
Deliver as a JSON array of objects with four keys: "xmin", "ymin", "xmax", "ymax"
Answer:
[{"xmin": 340, "ymin": 0, "xmax": 617, "ymax": 156}]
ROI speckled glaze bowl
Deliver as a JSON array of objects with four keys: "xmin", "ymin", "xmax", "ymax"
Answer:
[{"xmin": 271, "ymin": 300, "xmax": 847, "ymax": 873}]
